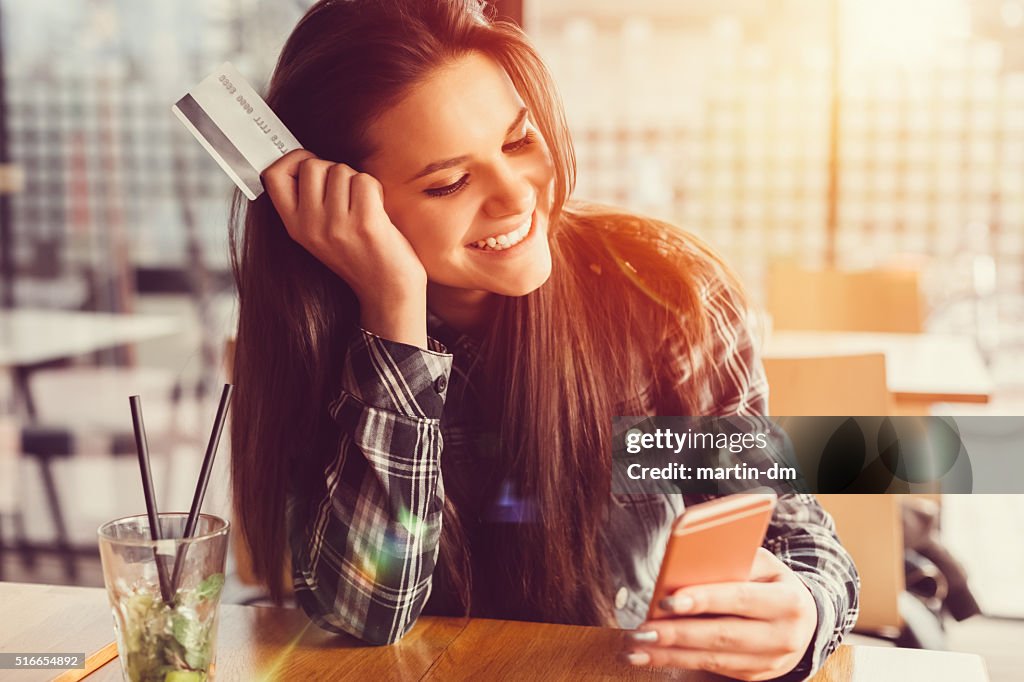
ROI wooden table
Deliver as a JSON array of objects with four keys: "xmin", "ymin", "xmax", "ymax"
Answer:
[
  {"xmin": 0, "ymin": 582, "xmax": 990, "ymax": 681},
  {"xmin": 765, "ymin": 331, "xmax": 995, "ymax": 410}
]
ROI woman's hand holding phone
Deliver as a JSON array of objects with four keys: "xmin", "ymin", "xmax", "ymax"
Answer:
[
  {"xmin": 263, "ymin": 149, "xmax": 429, "ymax": 348},
  {"xmin": 627, "ymin": 548, "xmax": 818, "ymax": 681}
]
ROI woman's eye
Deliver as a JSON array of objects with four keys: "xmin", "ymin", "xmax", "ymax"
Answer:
[
  {"xmin": 422, "ymin": 132, "xmax": 536, "ymax": 198},
  {"xmin": 424, "ymin": 174, "xmax": 470, "ymax": 198},
  {"xmin": 503, "ymin": 131, "xmax": 536, "ymax": 153}
]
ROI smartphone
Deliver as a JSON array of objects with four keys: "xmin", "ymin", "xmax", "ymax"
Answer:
[{"xmin": 647, "ymin": 491, "xmax": 777, "ymax": 620}]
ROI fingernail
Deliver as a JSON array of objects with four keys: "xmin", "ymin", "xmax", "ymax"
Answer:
[
  {"xmin": 620, "ymin": 651, "xmax": 651, "ymax": 666},
  {"xmin": 628, "ymin": 629, "xmax": 659, "ymax": 643},
  {"xmin": 659, "ymin": 594, "xmax": 695, "ymax": 613}
]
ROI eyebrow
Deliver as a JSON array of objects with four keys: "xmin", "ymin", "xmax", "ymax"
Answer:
[{"xmin": 407, "ymin": 106, "xmax": 529, "ymax": 183}]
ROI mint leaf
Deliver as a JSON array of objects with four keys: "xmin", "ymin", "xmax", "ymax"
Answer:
[
  {"xmin": 184, "ymin": 626, "xmax": 212, "ymax": 670},
  {"xmin": 171, "ymin": 612, "xmax": 203, "ymax": 651},
  {"xmin": 194, "ymin": 573, "xmax": 225, "ymax": 602}
]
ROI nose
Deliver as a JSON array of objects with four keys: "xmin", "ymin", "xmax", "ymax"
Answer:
[{"xmin": 482, "ymin": 161, "xmax": 534, "ymax": 218}]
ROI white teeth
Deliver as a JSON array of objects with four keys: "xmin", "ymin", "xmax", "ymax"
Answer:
[{"xmin": 469, "ymin": 215, "xmax": 533, "ymax": 251}]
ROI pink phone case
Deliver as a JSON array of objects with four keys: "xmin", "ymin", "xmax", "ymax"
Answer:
[{"xmin": 647, "ymin": 492, "xmax": 777, "ymax": 620}]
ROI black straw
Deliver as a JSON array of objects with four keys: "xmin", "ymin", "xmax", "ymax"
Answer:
[
  {"xmin": 130, "ymin": 395, "xmax": 174, "ymax": 605},
  {"xmin": 170, "ymin": 383, "xmax": 234, "ymax": 592}
]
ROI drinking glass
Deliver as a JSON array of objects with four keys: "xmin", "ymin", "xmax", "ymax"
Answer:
[{"xmin": 98, "ymin": 513, "xmax": 229, "ymax": 682}]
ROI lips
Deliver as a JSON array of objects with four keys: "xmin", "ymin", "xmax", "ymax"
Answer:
[{"xmin": 466, "ymin": 212, "xmax": 534, "ymax": 251}]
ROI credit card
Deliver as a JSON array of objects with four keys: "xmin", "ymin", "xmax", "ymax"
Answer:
[{"xmin": 171, "ymin": 62, "xmax": 302, "ymax": 200}]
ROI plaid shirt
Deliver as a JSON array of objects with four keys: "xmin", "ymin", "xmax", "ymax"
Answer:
[{"xmin": 288, "ymin": 274, "xmax": 859, "ymax": 682}]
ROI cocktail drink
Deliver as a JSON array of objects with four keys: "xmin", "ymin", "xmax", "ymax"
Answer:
[{"xmin": 98, "ymin": 513, "xmax": 229, "ymax": 682}]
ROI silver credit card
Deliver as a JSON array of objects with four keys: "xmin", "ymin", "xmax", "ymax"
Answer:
[{"xmin": 172, "ymin": 62, "xmax": 302, "ymax": 200}]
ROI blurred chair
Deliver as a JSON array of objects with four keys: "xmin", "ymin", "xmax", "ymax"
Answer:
[
  {"xmin": 763, "ymin": 353, "xmax": 904, "ymax": 635},
  {"xmin": 819, "ymin": 493, "xmax": 905, "ymax": 636},
  {"xmin": 27, "ymin": 367, "xmax": 181, "ymax": 434},
  {"xmin": 0, "ymin": 416, "xmax": 20, "ymax": 580},
  {"xmin": 766, "ymin": 263, "xmax": 924, "ymax": 333},
  {"xmin": 15, "ymin": 366, "xmax": 181, "ymax": 579},
  {"xmin": 763, "ymin": 353, "xmax": 891, "ymax": 416}
]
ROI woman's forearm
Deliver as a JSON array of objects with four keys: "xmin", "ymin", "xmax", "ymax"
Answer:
[{"xmin": 291, "ymin": 328, "xmax": 452, "ymax": 644}]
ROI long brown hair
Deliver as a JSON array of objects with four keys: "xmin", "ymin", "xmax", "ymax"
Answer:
[{"xmin": 230, "ymin": 0, "xmax": 741, "ymax": 625}]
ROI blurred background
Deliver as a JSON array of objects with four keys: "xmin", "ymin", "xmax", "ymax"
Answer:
[{"xmin": 0, "ymin": 1, "xmax": 1021, "ymax": 679}]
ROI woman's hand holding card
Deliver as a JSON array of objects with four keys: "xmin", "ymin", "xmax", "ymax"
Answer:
[{"xmin": 263, "ymin": 149, "xmax": 429, "ymax": 348}]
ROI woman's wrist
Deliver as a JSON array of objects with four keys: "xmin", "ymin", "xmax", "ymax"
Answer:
[{"xmin": 359, "ymin": 294, "xmax": 428, "ymax": 349}]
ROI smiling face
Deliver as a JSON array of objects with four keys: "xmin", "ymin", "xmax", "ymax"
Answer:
[{"xmin": 361, "ymin": 51, "xmax": 556, "ymax": 320}]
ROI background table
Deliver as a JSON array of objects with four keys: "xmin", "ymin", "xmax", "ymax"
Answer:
[
  {"xmin": 764, "ymin": 331, "xmax": 995, "ymax": 408},
  {"xmin": 0, "ymin": 308, "xmax": 179, "ymax": 368},
  {"xmin": 0, "ymin": 582, "xmax": 990, "ymax": 681}
]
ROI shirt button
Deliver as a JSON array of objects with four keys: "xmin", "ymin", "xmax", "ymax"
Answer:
[
  {"xmin": 434, "ymin": 375, "xmax": 448, "ymax": 393},
  {"xmin": 615, "ymin": 586, "xmax": 629, "ymax": 610}
]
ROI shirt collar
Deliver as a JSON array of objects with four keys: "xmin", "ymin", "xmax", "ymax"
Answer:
[{"xmin": 426, "ymin": 308, "xmax": 482, "ymax": 359}]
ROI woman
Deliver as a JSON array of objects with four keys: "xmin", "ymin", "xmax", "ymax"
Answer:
[{"xmin": 230, "ymin": 1, "xmax": 859, "ymax": 680}]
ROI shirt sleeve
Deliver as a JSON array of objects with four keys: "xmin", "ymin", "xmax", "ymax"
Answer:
[
  {"xmin": 762, "ymin": 494, "xmax": 861, "ymax": 682},
  {"xmin": 670, "ymin": 276, "xmax": 861, "ymax": 681},
  {"xmin": 289, "ymin": 327, "xmax": 452, "ymax": 645}
]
